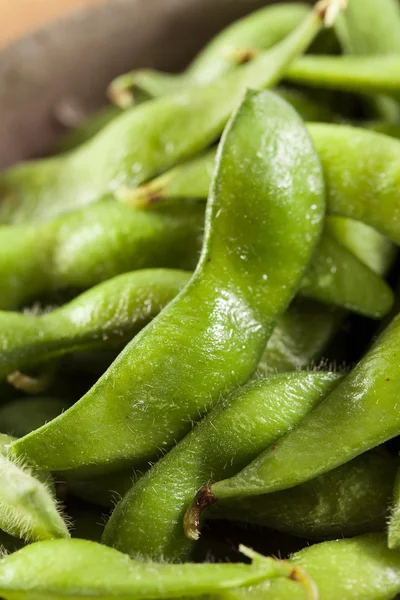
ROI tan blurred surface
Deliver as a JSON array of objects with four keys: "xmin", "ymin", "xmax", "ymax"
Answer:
[{"xmin": 0, "ymin": 0, "xmax": 104, "ymax": 46}]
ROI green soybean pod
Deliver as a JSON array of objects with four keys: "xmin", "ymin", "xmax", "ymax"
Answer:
[
  {"xmin": 11, "ymin": 89, "xmax": 325, "ymax": 475},
  {"xmin": 124, "ymin": 124, "xmax": 400, "ymax": 246},
  {"xmin": 0, "ymin": 2, "xmax": 327, "ymax": 226},
  {"xmin": 217, "ymin": 534, "xmax": 400, "ymax": 600},
  {"xmin": 102, "ymin": 372, "xmax": 340, "ymax": 561},
  {"xmin": 0, "ymin": 540, "xmax": 317, "ymax": 600},
  {"xmin": 0, "ymin": 434, "xmax": 69, "ymax": 543},
  {"xmin": 298, "ymin": 232, "xmax": 393, "ymax": 318},
  {"xmin": 108, "ymin": 4, "xmax": 309, "ymax": 107},
  {"xmin": 0, "ymin": 202, "xmax": 202, "ymax": 309},
  {"xmin": 0, "ymin": 209, "xmax": 392, "ymax": 314},
  {"xmin": 285, "ymin": 54, "xmax": 400, "ymax": 100},
  {"xmin": 326, "ymin": 217, "xmax": 397, "ymax": 277},
  {"xmin": 209, "ymin": 449, "xmax": 396, "ymax": 539},
  {"xmin": 388, "ymin": 467, "xmax": 400, "ymax": 550},
  {"xmin": 193, "ymin": 312, "xmax": 400, "ymax": 508},
  {"xmin": 0, "ymin": 269, "xmax": 191, "ymax": 376}
]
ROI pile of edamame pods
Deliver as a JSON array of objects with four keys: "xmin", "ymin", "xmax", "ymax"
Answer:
[{"xmin": 5, "ymin": 0, "xmax": 400, "ymax": 597}]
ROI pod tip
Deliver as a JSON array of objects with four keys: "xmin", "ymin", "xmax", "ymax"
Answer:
[
  {"xmin": 183, "ymin": 483, "xmax": 217, "ymax": 541},
  {"xmin": 315, "ymin": 0, "xmax": 348, "ymax": 27}
]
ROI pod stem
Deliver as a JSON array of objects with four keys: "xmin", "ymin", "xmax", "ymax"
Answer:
[
  {"xmin": 116, "ymin": 178, "xmax": 169, "ymax": 208},
  {"xmin": 315, "ymin": 0, "xmax": 348, "ymax": 27},
  {"xmin": 239, "ymin": 546, "xmax": 319, "ymax": 600},
  {"xmin": 183, "ymin": 483, "xmax": 217, "ymax": 541},
  {"xmin": 7, "ymin": 370, "xmax": 53, "ymax": 395}
]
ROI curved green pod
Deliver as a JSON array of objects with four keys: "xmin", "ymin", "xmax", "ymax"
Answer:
[
  {"xmin": 0, "ymin": 4, "xmax": 325, "ymax": 225},
  {"xmin": 11, "ymin": 90, "xmax": 325, "ymax": 475},
  {"xmin": 219, "ymin": 534, "xmax": 400, "ymax": 600},
  {"xmin": 0, "ymin": 265, "xmax": 362, "ymax": 390},
  {"xmin": 108, "ymin": 3, "xmax": 310, "ymax": 107},
  {"xmin": 326, "ymin": 217, "xmax": 397, "ymax": 277},
  {"xmin": 0, "ymin": 434, "xmax": 69, "ymax": 543},
  {"xmin": 0, "ymin": 212, "xmax": 392, "ymax": 315},
  {"xmin": 0, "ymin": 202, "xmax": 202, "ymax": 309},
  {"xmin": 0, "ymin": 269, "xmax": 191, "ymax": 375},
  {"xmin": 286, "ymin": 54, "xmax": 400, "ymax": 100},
  {"xmin": 102, "ymin": 372, "xmax": 340, "ymax": 561},
  {"xmin": 66, "ymin": 308, "xmax": 342, "ymax": 509},
  {"xmin": 0, "ymin": 540, "xmax": 316, "ymax": 600},
  {"xmin": 388, "ymin": 467, "xmax": 400, "ymax": 550},
  {"xmin": 127, "ymin": 124, "xmax": 400, "ymax": 246},
  {"xmin": 210, "ymin": 450, "xmax": 396, "ymax": 539},
  {"xmin": 197, "ymin": 311, "xmax": 400, "ymax": 506},
  {"xmin": 299, "ymin": 232, "xmax": 393, "ymax": 318},
  {"xmin": 0, "ymin": 397, "xmax": 71, "ymax": 438}
]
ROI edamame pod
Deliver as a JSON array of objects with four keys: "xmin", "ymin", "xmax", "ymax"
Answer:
[
  {"xmin": 299, "ymin": 232, "xmax": 393, "ymax": 318},
  {"xmin": 0, "ymin": 214, "xmax": 391, "ymax": 314},
  {"xmin": 210, "ymin": 450, "xmax": 396, "ymax": 539},
  {"xmin": 108, "ymin": 3, "xmax": 309, "ymax": 106},
  {"xmin": 326, "ymin": 217, "xmax": 397, "ymax": 276},
  {"xmin": 0, "ymin": 269, "xmax": 191, "ymax": 375},
  {"xmin": 0, "ymin": 202, "xmax": 202, "ymax": 309},
  {"xmin": 0, "ymin": 540, "xmax": 316, "ymax": 600},
  {"xmin": 11, "ymin": 90, "xmax": 325, "ymax": 475},
  {"xmin": 0, "ymin": 269, "xmax": 348, "ymax": 391},
  {"xmin": 0, "ymin": 2, "xmax": 327, "ymax": 225},
  {"xmin": 388, "ymin": 467, "xmax": 400, "ymax": 549},
  {"xmin": 0, "ymin": 433, "xmax": 69, "ymax": 543},
  {"xmin": 219, "ymin": 534, "xmax": 400, "ymax": 600},
  {"xmin": 286, "ymin": 54, "xmax": 400, "ymax": 99},
  {"xmin": 129, "ymin": 124, "xmax": 400, "ymax": 245},
  {"xmin": 102, "ymin": 372, "xmax": 341, "ymax": 561},
  {"xmin": 191, "ymin": 311, "xmax": 400, "ymax": 509}
]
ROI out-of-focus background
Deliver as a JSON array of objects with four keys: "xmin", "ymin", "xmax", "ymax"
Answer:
[{"xmin": 0, "ymin": 0, "xmax": 103, "ymax": 46}]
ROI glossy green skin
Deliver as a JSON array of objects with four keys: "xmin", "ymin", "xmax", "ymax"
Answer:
[
  {"xmin": 286, "ymin": 55, "xmax": 400, "ymax": 99},
  {"xmin": 388, "ymin": 467, "xmax": 400, "ymax": 549},
  {"xmin": 0, "ymin": 269, "xmax": 190, "ymax": 377},
  {"xmin": 108, "ymin": 4, "xmax": 309, "ymax": 105},
  {"xmin": 219, "ymin": 534, "xmax": 400, "ymax": 600},
  {"xmin": 11, "ymin": 90, "xmax": 325, "ymax": 475},
  {"xmin": 0, "ymin": 202, "xmax": 202, "ymax": 309},
  {"xmin": 0, "ymin": 210, "xmax": 391, "ymax": 317},
  {"xmin": 299, "ymin": 232, "xmax": 393, "ymax": 318},
  {"xmin": 211, "ymin": 450, "xmax": 396, "ymax": 539},
  {"xmin": 326, "ymin": 217, "xmax": 396, "ymax": 276},
  {"xmin": 66, "ymin": 305, "xmax": 342, "ymax": 509},
  {"xmin": 0, "ymin": 434, "xmax": 68, "ymax": 543},
  {"xmin": 102, "ymin": 372, "xmax": 340, "ymax": 561},
  {"xmin": 0, "ymin": 539, "xmax": 302, "ymax": 600},
  {"xmin": 0, "ymin": 397, "xmax": 71, "ymax": 438},
  {"xmin": 0, "ymin": 7, "xmax": 322, "ymax": 225},
  {"xmin": 132, "ymin": 124, "xmax": 400, "ymax": 246},
  {"xmin": 211, "ymin": 311, "xmax": 400, "ymax": 499}
]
